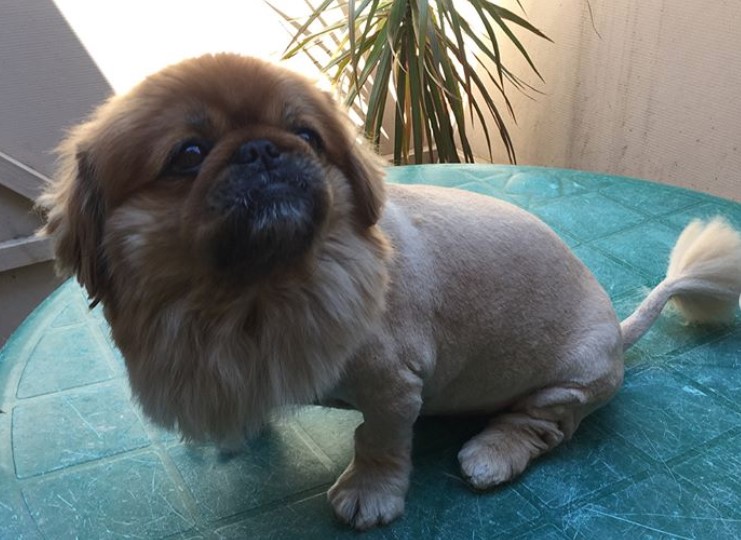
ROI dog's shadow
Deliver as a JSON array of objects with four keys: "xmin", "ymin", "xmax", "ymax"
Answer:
[
  {"xmin": 209, "ymin": 412, "xmax": 488, "ymax": 484},
  {"xmin": 175, "ymin": 410, "xmax": 625, "ymax": 536}
]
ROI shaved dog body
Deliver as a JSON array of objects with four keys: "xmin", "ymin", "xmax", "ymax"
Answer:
[{"xmin": 39, "ymin": 54, "xmax": 741, "ymax": 531}]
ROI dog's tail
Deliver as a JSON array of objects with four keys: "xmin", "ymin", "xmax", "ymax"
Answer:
[{"xmin": 620, "ymin": 217, "xmax": 741, "ymax": 350}]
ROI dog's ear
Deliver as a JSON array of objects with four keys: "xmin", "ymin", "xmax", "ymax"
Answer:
[
  {"xmin": 319, "ymin": 90, "xmax": 386, "ymax": 228},
  {"xmin": 38, "ymin": 144, "xmax": 109, "ymax": 307},
  {"xmin": 343, "ymin": 142, "xmax": 387, "ymax": 228}
]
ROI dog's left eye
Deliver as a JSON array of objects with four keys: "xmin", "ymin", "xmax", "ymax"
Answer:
[
  {"xmin": 294, "ymin": 127, "xmax": 323, "ymax": 152},
  {"xmin": 167, "ymin": 140, "xmax": 211, "ymax": 175}
]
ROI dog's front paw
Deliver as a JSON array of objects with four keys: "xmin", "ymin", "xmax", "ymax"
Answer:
[{"xmin": 327, "ymin": 461, "xmax": 407, "ymax": 530}]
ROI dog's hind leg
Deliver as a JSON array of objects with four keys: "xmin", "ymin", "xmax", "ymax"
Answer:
[
  {"xmin": 458, "ymin": 358, "xmax": 623, "ymax": 490},
  {"xmin": 457, "ymin": 217, "xmax": 741, "ymax": 491}
]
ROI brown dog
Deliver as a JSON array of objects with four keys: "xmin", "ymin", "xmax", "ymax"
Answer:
[{"xmin": 39, "ymin": 54, "xmax": 741, "ymax": 530}]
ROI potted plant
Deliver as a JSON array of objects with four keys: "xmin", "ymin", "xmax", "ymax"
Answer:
[{"xmin": 272, "ymin": 0, "xmax": 549, "ymax": 165}]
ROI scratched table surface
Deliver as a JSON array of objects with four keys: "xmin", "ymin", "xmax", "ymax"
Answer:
[{"xmin": 2, "ymin": 164, "xmax": 740, "ymax": 539}]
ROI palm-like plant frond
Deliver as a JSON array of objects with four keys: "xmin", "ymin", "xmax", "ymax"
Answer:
[{"xmin": 271, "ymin": 0, "xmax": 549, "ymax": 164}]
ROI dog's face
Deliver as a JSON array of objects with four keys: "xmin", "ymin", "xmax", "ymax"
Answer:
[
  {"xmin": 42, "ymin": 54, "xmax": 385, "ymax": 306},
  {"xmin": 40, "ymin": 54, "xmax": 391, "ymax": 442}
]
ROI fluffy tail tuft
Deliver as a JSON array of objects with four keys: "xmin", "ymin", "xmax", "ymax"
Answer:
[
  {"xmin": 665, "ymin": 217, "xmax": 741, "ymax": 322},
  {"xmin": 620, "ymin": 217, "xmax": 741, "ymax": 349}
]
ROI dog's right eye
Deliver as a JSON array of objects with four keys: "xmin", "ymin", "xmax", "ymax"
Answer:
[{"xmin": 167, "ymin": 140, "xmax": 210, "ymax": 175}]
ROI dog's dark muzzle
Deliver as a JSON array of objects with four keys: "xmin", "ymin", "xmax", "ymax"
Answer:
[{"xmin": 206, "ymin": 139, "xmax": 328, "ymax": 275}]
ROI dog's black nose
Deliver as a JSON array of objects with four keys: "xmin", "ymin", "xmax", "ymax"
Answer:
[{"xmin": 234, "ymin": 139, "xmax": 282, "ymax": 169}]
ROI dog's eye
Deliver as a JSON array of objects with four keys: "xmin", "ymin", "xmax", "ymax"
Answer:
[
  {"xmin": 294, "ymin": 127, "xmax": 323, "ymax": 152},
  {"xmin": 167, "ymin": 140, "xmax": 210, "ymax": 175}
]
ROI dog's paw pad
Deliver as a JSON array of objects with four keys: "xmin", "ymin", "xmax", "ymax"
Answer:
[{"xmin": 327, "ymin": 478, "xmax": 405, "ymax": 530}]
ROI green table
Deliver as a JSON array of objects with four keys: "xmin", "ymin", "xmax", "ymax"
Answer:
[{"xmin": 2, "ymin": 165, "xmax": 740, "ymax": 539}]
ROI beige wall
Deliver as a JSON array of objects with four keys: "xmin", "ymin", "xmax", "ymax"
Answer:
[{"xmin": 473, "ymin": 0, "xmax": 741, "ymax": 202}]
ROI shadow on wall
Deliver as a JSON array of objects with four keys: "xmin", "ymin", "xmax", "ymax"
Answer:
[{"xmin": 0, "ymin": 0, "xmax": 112, "ymax": 345}]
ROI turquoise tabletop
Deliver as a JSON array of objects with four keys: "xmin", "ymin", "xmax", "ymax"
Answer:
[{"xmin": 2, "ymin": 165, "xmax": 740, "ymax": 539}]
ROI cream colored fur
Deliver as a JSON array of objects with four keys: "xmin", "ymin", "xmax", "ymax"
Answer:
[{"xmin": 620, "ymin": 217, "xmax": 741, "ymax": 348}]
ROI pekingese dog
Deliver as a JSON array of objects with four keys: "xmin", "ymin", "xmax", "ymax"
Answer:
[{"xmin": 39, "ymin": 54, "xmax": 741, "ymax": 530}]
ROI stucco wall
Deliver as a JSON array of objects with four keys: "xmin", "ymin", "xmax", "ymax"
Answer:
[{"xmin": 472, "ymin": 0, "xmax": 741, "ymax": 201}]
